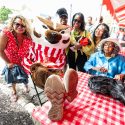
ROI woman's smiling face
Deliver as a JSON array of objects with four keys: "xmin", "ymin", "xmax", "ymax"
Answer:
[
  {"xmin": 13, "ymin": 18, "xmax": 26, "ymax": 34},
  {"xmin": 95, "ymin": 25, "xmax": 105, "ymax": 38}
]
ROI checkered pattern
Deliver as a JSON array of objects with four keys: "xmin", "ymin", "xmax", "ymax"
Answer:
[{"xmin": 32, "ymin": 72, "xmax": 125, "ymax": 125}]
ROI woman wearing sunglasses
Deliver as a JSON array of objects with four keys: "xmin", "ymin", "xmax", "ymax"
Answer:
[
  {"xmin": 0, "ymin": 15, "xmax": 33, "ymax": 102},
  {"xmin": 67, "ymin": 12, "xmax": 95, "ymax": 72}
]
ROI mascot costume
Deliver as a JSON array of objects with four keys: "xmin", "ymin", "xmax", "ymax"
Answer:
[{"xmin": 22, "ymin": 14, "xmax": 78, "ymax": 121}]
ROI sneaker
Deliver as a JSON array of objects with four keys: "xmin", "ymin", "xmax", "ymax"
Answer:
[
  {"xmin": 44, "ymin": 74, "xmax": 65, "ymax": 121},
  {"xmin": 63, "ymin": 69, "xmax": 78, "ymax": 102}
]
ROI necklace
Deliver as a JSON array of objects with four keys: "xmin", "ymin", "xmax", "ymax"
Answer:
[
  {"xmin": 73, "ymin": 30, "xmax": 81, "ymax": 38},
  {"xmin": 72, "ymin": 29, "xmax": 82, "ymax": 42}
]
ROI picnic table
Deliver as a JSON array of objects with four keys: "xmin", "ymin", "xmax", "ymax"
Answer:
[{"xmin": 32, "ymin": 72, "xmax": 125, "ymax": 125}]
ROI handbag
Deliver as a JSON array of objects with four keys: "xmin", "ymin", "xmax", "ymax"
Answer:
[{"xmin": 88, "ymin": 75, "xmax": 125, "ymax": 105}]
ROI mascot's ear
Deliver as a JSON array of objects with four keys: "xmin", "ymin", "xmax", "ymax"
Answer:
[
  {"xmin": 37, "ymin": 16, "xmax": 54, "ymax": 30},
  {"xmin": 33, "ymin": 28, "xmax": 41, "ymax": 38},
  {"xmin": 37, "ymin": 16, "xmax": 69, "ymax": 32},
  {"xmin": 56, "ymin": 23, "xmax": 70, "ymax": 32}
]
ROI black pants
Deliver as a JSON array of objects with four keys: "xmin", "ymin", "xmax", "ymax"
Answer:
[{"xmin": 67, "ymin": 49, "xmax": 87, "ymax": 72}]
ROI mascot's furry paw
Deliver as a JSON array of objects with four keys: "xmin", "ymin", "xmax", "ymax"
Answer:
[{"xmin": 30, "ymin": 63, "xmax": 51, "ymax": 89}]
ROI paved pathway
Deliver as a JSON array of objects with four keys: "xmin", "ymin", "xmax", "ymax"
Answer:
[
  {"xmin": 0, "ymin": 89, "xmax": 34, "ymax": 125},
  {"xmin": 0, "ymin": 59, "xmax": 47, "ymax": 124}
]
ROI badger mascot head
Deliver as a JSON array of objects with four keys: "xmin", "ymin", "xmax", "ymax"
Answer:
[{"xmin": 32, "ymin": 16, "xmax": 70, "ymax": 47}]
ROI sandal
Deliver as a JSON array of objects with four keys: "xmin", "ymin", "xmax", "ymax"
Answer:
[
  {"xmin": 24, "ymin": 85, "xmax": 30, "ymax": 93},
  {"xmin": 44, "ymin": 74, "xmax": 65, "ymax": 121},
  {"xmin": 63, "ymin": 69, "xmax": 78, "ymax": 102},
  {"xmin": 11, "ymin": 93, "xmax": 18, "ymax": 102}
]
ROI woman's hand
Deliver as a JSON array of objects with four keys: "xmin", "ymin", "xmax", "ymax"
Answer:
[
  {"xmin": 7, "ymin": 63, "xmax": 14, "ymax": 68},
  {"xmin": 70, "ymin": 46, "xmax": 76, "ymax": 52},
  {"xmin": 74, "ymin": 43, "xmax": 82, "ymax": 50},
  {"xmin": 92, "ymin": 67, "xmax": 108, "ymax": 72},
  {"xmin": 69, "ymin": 43, "xmax": 82, "ymax": 52},
  {"xmin": 100, "ymin": 67, "xmax": 108, "ymax": 72},
  {"xmin": 114, "ymin": 74, "xmax": 125, "ymax": 81}
]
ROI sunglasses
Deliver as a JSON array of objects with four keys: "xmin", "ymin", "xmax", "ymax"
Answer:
[
  {"xmin": 14, "ymin": 22, "xmax": 25, "ymax": 28},
  {"xmin": 73, "ymin": 19, "xmax": 81, "ymax": 23},
  {"xmin": 104, "ymin": 44, "xmax": 115, "ymax": 48}
]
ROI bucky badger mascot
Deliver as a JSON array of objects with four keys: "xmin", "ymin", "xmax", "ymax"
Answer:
[{"xmin": 22, "ymin": 14, "xmax": 78, "ymax": 121}]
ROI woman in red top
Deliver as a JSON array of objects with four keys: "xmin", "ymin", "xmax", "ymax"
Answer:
[{"xmin": 0, "ymin": 15, "xmax": 33, "ymax": 102}]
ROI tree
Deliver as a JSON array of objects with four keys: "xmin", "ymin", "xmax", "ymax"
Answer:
[{"xmin": 0, "ymin": 6, "xmax": 12, "ymax": 22}]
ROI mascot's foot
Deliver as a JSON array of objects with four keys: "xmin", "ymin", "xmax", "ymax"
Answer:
[
  {"xmin": 63, "ymin": 69, "xmax": 78, "ymax": 102},
  {"xmin": 44, "ymin": 75, "xmax": 65, "ymax": 121}
]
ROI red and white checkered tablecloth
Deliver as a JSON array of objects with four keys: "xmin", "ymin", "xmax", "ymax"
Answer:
[{"xmin": 32, "ymin": 72, "xmax": 125, "ymax": 125}]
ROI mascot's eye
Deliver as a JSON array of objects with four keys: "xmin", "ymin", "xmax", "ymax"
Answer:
[
  {"xmin": 60, "ymin": 30, "xmax": 65, "ymax": 34},
  {"xmin": 42, "ymin": 25, "xmax": 48, "ymax": 29}
]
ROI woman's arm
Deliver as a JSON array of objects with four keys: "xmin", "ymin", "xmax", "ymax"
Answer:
[
  {"xmin": 114, "ymin": 56, "xmax": 125, "ymax": 81},
  {"xmin": 0, "ymin": 32, "xmax": 13, "ymax": 67},
  {"xmin": 114, "ymin": 74, "xmax": 125, "ymax": 81},
  {"xmin": 84, "ymin": 52, "xmax": 107, "ymax": 73},
  {"xmin": 84, "ymin": 53, "xmax": 96, "ymax": 72}
]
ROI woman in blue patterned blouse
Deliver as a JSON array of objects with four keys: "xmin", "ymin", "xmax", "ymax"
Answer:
[{"xmin": 84, "ymin": 38, "xmax": 125, "ymax": 81}]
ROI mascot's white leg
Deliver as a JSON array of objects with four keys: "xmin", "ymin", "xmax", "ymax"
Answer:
[{"xmin": 44, "ymin": 68, "xmax": 78, "ymax": 121}]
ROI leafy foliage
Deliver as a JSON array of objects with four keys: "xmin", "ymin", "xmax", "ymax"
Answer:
[{"xmin": 0, "ymin": 6, "xmax": 12, "ymax": 22}]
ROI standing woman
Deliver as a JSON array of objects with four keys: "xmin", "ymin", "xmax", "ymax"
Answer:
[
  {"xmin": 0, "ymin": 15, "xmax": 33, "ymax": 102},
  {"xmin": 92, "ymin": 23, "xmax": 110, "ymax": 51},
  {"xmin": 67, "ymin": 12, "xmax": 95, "ymax": 72}
]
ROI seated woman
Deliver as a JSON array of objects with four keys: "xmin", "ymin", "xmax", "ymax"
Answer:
[{"xmin": 84, "ymin": 38, "xmax": 125, "ymax": 81}]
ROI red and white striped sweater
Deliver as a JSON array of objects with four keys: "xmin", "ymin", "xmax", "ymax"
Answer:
[{"xmin": 22, "ymin": 42, "xmax": 68, "ymax": 73}]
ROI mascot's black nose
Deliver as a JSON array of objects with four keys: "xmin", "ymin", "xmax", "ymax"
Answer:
[
  {"xmin": 51, "ymin": 32, "xmax": 57, "ymax": 37},
  {"xmin": 45, "ymin": 30, "xmax": 62, "ymax": 44}
]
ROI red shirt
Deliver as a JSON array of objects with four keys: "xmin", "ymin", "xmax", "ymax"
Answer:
[{"xmin": 3, "ymin": 29, "xmax": 33, "ymax": 67}]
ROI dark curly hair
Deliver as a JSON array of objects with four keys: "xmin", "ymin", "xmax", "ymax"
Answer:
[
  {"xmin": 56, "ymin": 8, "xmax": 68, "ymax": 18},
  {"xmin": 92, "ymin": 23, "xmax": 110, "ymax": 45},
  {"xmin": 71, "ymin": 12, "xmax": 85, "ymax": 31}
]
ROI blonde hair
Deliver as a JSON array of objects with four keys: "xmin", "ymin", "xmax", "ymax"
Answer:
[{"xmin": 7, "ymin": 15, "xmax": 32, "ymax": 38}]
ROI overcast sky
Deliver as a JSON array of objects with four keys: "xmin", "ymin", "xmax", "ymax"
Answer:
[
  {"xmin": 0, "ymin": 0, "xmax": 112, "ymax": 24},
  {"xmin": 0, "ymin": 0, "xmax": 102, "ymax": 15}
]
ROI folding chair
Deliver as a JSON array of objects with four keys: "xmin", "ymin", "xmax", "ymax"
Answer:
[{"xmin": 30, "ymin": 73, "xmax": 47, "ymax": 106}]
